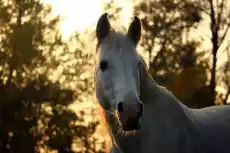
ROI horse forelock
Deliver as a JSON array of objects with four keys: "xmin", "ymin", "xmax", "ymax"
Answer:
[{"xmin": 95, "ymin": 31, "xmax": 137, "ymax": 55}]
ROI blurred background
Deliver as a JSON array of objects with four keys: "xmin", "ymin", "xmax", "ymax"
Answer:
[{"xmin": 0, "ymin": 0, "xmax": 229, "ymax": 152}]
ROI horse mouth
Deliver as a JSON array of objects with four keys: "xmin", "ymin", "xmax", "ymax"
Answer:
[{"xmin": 121, "ymin": 118, "xmax": 141, "ymax": 131}]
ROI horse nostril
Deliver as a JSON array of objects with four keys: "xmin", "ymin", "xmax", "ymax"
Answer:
[{"xmin": 117, "ymin": 102, "xmax": 124, "ymax": 112}]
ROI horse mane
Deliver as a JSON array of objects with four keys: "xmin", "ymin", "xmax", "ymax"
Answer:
[
  {"xmin": 94, "ymin": 31, "xmax": 139, "ymax": 55},
  {"xmin": 98, "ymin": 104, "xmax": 113, "ymax": 152},
  {"xmin": 138, "ymin": 55, "xmax": 173, "ymax": 95}
]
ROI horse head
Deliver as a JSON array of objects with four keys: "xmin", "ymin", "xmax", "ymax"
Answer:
[{"xmin": 95, "ymin": 13, "xmax": 144, "ymax": 131}]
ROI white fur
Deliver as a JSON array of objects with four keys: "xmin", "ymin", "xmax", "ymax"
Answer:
[
  {"xmin": 95, "ymin": 15, "xmax": 230, "ymax": 153},
  {"xmin": 96, "ymin": 33, "xmax": 141, "ymax": 109}
]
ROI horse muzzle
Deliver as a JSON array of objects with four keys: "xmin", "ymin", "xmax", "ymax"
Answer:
[
  {"xmin": 121, "ymin": 117, "xmax": 141, "ymax": 131},
  {"xmin": 116, "ymin": 96, "xmax": 143, "ymax": 131}
]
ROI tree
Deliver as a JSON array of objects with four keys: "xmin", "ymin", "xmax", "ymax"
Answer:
[
  {"xmin": 134, "ymin": 0, "xmax": 210, "ymax": 108},
  {"xmin": 197, "ymin": 0, "xmax": 230, "ymax": 105},
  {"xmin": 218, "ymin": 45, "xmax": 230, "ymax": 104},
  {"xmin": 103, "ymin": 0, "xmax": 125, "ymax": 32},
  {"xmin": 0, "ymin": 0, "xmax": 102, "ymax": 152}
]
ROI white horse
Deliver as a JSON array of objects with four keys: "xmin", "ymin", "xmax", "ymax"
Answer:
[{"xmin": 94, "ymin": 13, "xmax": 230, "ymax": 153}]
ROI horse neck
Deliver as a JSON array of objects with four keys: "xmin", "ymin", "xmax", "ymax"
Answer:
[
  {"xmin": 138, "ymin": 65, "xmax": 197, "ymax": 153},
  {"xmin": 139, "ymin": 63, "xmax": 191, "ymax": 126}
]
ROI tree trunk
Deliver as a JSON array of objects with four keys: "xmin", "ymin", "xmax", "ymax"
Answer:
[
  {"xmin": 209, "ymin": 52, "xmax": 217, "ymax": 106},
  {"xmin": 5, "ymin": 5, "xmax": 23, "ymax": 87},
  {"xmin": 208, "ymin": 0, "xmax": 218, "ymax": 106}
]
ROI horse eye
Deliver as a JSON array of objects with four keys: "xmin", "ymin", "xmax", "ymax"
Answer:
[{"xmin": 99, "ymin": 60, "xmax": 109, "ymax": 71}]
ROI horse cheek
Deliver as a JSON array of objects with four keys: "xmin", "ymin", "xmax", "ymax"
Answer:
[{"xmin": 96, "ymin": 75, "xmax": 111, "ymax": 110}]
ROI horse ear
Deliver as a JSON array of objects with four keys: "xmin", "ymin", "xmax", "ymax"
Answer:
[
  {"xmin": 127, "ymin": 16, "xmax": 141, "ymax": 46},
  {"xmin": 96, "ymin": 13, "xmax": 111, "ymax": 43}
]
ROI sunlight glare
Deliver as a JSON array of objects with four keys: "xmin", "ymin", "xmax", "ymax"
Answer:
[
  {"xmin": 45, "ymin": 0, "xmax": 133, "ymax": 39},
  {"xmin": 45, "ymin": 0, "xmax": 103, "ymax": 39},
  {"xmin": 116, "ymin": 0, "xmax": 133, "ymax": 29}
]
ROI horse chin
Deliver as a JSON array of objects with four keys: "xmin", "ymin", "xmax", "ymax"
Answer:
[
  {"xmin": 115, "ymin": 110, "xmax": 142, "ymax": 132},
  {"xmin": 120, "ymin": 118, "xmax": 141, "ymax": 132}
]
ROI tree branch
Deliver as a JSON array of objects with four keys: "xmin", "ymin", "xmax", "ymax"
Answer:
[
  {"xmin": 223, "ymin": 46, "xmax": 230, "ymax": 104},
  {"xmin": 198, "ymin": 6, "xmax": 211, "ymax": 16},
  {"xmin": 223, "ymin": 88, "xmax": 230, "ymax": 104},
  {"xmin": 218, "ymin": 22, "xmax": 230, "ymax": 48},
  {"xmin": 209, "ymin": 0, "xmax": 216, "ymax": 28},
  {"xmin": 217, "ymin": 44, "xmax": 229, "ymax": 59},
  {"xmin": 217, "ymin": 0, "xmax": 225, "ymax": 29},
  {"xmin": 150, "ymin": 39, "xmax": 167, "ymax": 72},
  {"xmin": 209, "ymin": 0, "xmax": 218, "ymax": 51}
]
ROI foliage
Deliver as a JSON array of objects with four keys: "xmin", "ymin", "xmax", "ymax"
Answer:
[
  {"xmin": 134, "ymin": 0, "xmax": 210, "ymax": 108},
  {"xmin": 0, "ymin": 0, "xmax": 102, "ymax": 152},
  {"xmin": 103, "ymin": 0, "xmax": 126, "ymax": 31},
  {"xmin": 196, "ymin": 0, "xmax": 230, "ymax": 105}
]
